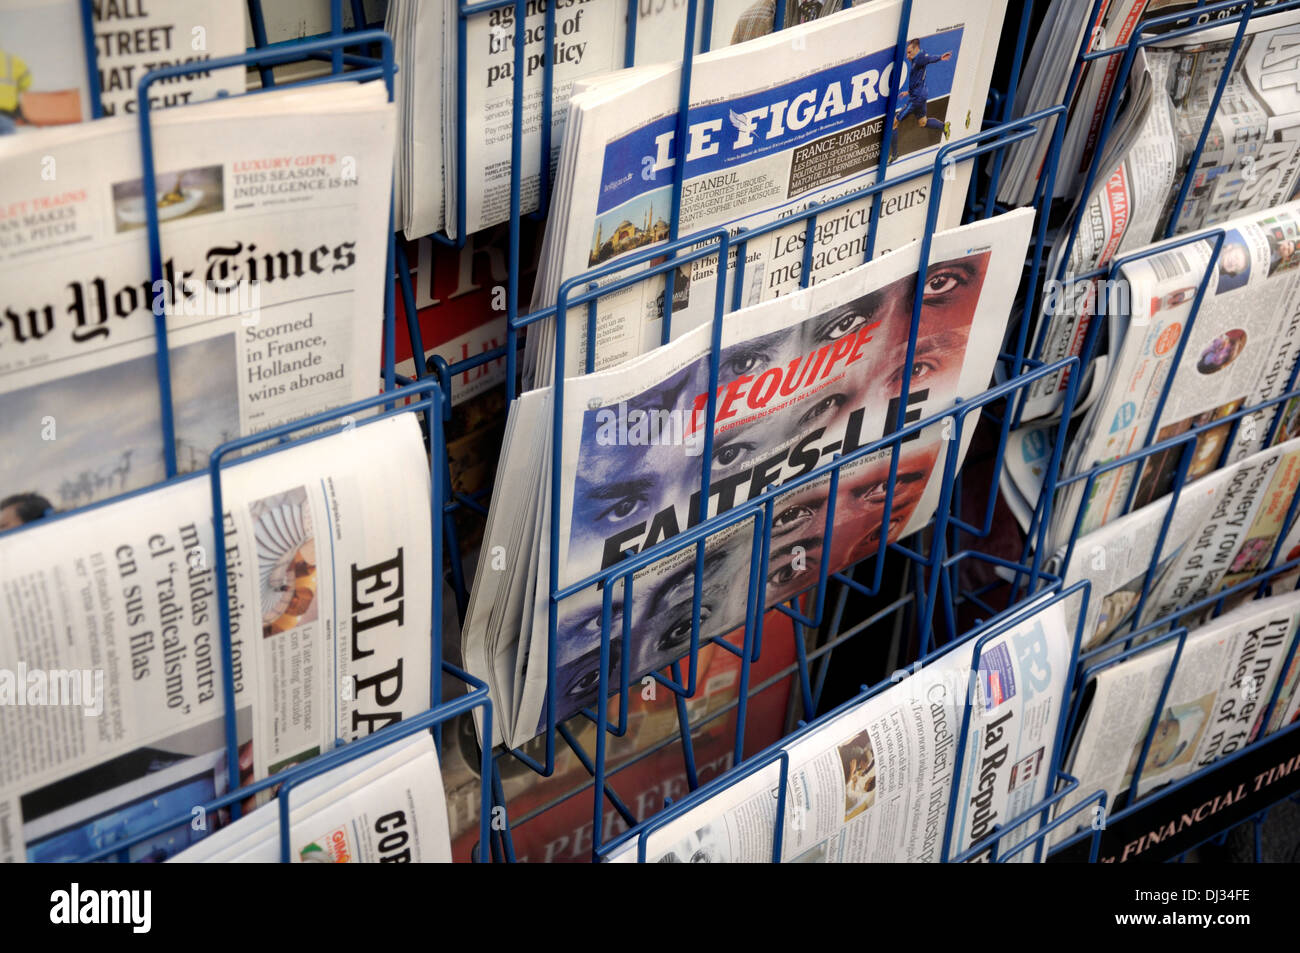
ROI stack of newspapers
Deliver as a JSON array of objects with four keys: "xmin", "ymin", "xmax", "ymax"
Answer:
[
  {"xmin": 170, "ymin": 733, "xmax": 452, "ymax": 862},
  {"xmin": 0, "ymin": 416, "xmax": 439, "ymax": 862},
  {"xmin": 604, "ymin": 594, "xmax": 1076, "ymax": 862},
  {"xmin": 384, "ymin": 0, "xmax": 1008, "ymax": 241},
  {"xmin": 465, "ymin": 208, "xmax": 1036, "ymax": 749},
  {"xmin": 1051, "ymin": 588, "xmax": 1300, "ymax": 847},
  {"xmin": 1019, "ymin": 9, "xmax": 1300, "ymax": 422},
  {"xmin": 0, "ymin": 79, "xmax": 396, "ymax": 507},
  {"xmin": 526, "ymin": 0, "xmax": 1010, "ymax": 385}
]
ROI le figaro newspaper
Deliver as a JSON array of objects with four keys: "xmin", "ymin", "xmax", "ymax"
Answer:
[
  {"xmin": 526, "ymin": 0, "xmax": 1009, "ymax": 384},
  {"xmin": 0, "ymin": 414, "xmax": 433, "ymax": 863},
  {"xmin": 465, "ymin": 208, "xmax": 1035, "ymax": 749},
  {"xmin": 604, "ymin": 593, "xmax": 1076, "ymax": 862},
  {"xmin": 0, "ymin": 79, "xmax": 395, "ymax": 511}
]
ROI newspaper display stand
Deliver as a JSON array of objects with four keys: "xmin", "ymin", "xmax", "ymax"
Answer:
[
  {"xmin": 0, "ymin": 8, "xmax": 495, "ymax": 863},
  {"xmin": 11, "ymin": 0, "xmax": 1300, "ymax": 862}
]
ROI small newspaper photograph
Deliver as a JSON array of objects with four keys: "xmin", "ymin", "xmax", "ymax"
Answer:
[
  {"xmin": 0, "ymin": 414, "xmax": 433, "ymax": 862},
  {"xmin": 603, "ymin": 594, "xmax": 1075, "ymax": 862}
]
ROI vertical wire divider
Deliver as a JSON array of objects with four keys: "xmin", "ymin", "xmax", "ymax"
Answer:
[{"xmin": 78, "ymin": 0, "xmax": 105, "ymax": 117}]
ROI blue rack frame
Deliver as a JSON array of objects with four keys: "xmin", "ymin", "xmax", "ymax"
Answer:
[{"xmin": 3, "ymin": 7, "xmax": 496, "ymax": 863}]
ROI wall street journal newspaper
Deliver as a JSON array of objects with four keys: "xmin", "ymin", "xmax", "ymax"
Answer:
[
  {"xmin": 525, "ymin": 0, "xmax": 1008, "ymax": 384},
  {"xmin": 604, "ymin": 595, "xmax": 1075, "ymax": 862},
  {"xmin": 0, "ymin": 79, "xmax": 395, "ymax": 511},
  {"xmin": 0, "ymin": 414, "xmax": 432, "ymax": 862},
  {"xmin": 464, "ymin": 209, "xmax": 1034, "ymax": 749}
]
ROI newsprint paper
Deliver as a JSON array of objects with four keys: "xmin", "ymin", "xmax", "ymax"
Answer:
[
  {"xmin": 0, "ymin": 414, "xmax": 432, "ymax": 862},
  {"xmin": 526, "ymin": 0, "xmax": 1008, "ymax": 384},
  {"xmin": 1052, "ymin": 589, "xmax": 1300, "ymax": 847},
  {"xmin": 604, "ymin": 594, "xmax": 1075, "ymax": 862},
  {"xmin": 1052, "ymin": 198, "xmax": 1300, "ymax": 548},
  {"xmin": 170, "ymin": 732, "xmax": 452, "ymax": 863},
  {"xmin": 0, "ymin": 79, "xmax": 395, "ymax": 511},
  {"xmin": 465, "ymin": 209, "xmax": 1034, "ymax": 748}
]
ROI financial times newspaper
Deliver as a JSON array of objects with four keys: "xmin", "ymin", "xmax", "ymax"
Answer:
[
  {"xmin": 1052, "ymin": 199, "xmax": 1300, "ymax": 547},
  {"xmin": 465, "ymin": 209, "xmax": 1034, "ymax": 748},
  {"xmin": 1059, "ymin": 437, "xmax": 1300, "ymax": 652},
  {"xmin": 604, "ymin": 595, "xmax": 1074, "ymax": 862},
  {"xmin": 0, "ymin": 80, "xmax": 394, "ymax": 510},
  {"xmin": 0, "ymin": 414, "xmax": 432, "ymax": 863},
  {"xmin": 526, "ymin": 0, "xmax": 1007, "ymax": 384},
  {"xmin": 170, "ymin": 732, "xmax": 452, "ymax": 863},
  {"xmin": 1023, "ymin": 12, "xmax": 1300, "ymax": 418},
  {"xmin": 1053, "ymin": 589, "xmax": 1300, "ymax": 847}
]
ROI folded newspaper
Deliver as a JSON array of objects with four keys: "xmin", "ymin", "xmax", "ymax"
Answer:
[
  {"xmin": 604, "ymin": 593, "xmax": 1076, "ymax": 862},
  {"xmin": 1052, "ymin": 588, "xmax": 1300, "ymax": 846},
  {"xmin": 1050, "ymin": 198, "xmax": 1300, "ymax": 549},
  {"xmin": 1021, "ymin": 11, "xmax": 1300, "ymax": 419},
  {"xmin": 0, "ymin": 0, "xmax": 245, "ymax": 130},
  {"xmin": 169, "ymin": 732, "xmax": 452, "ymax": 862},
  {"xmin": 525, "ymin": 0, "xmax": 1009, "ymax": 385},
  {"xmin": 1058, "ymin": 436, "xmax": 1300, "ymax": 652},
  {"xmin": 464, "ymin": 208, "xmax": 1035, "ymax": 749},
  {"xmin": 0, "ymin": 414, "xmax": 432, "ymax": 862},
  {"xmin": 384, "ymin": 0, "xmax": 907, "ymax": 239},
  {"xmin": 0, "ymin": 79, "xmax": 395, "ymax": 512}
]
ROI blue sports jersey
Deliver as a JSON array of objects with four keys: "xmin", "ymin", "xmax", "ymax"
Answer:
[{"xmin": 908, "ymin": 50, "xmax": 944, "ymax": 101}]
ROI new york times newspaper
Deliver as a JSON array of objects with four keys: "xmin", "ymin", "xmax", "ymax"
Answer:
[
  {"xmin": 1052, "ymin": 589, "xmax": 1300, "ymax": 848},
  {"xmin": 463, "ymin": 209, "xmax": 1033, "ymax": 748},
  {"xmin": 1025, "ymin": 11, "xmax": 1300, "ymax": 418},
  {"xmin": 0, "ymin": 80, "xmax": 394, "ymax": 510},
  {"xmin": 604, "ymin": 595, "xmax": 1073, "ymax": 862},
  {"xmin": 528, "ymin": 0, "xmax": 1007, "ymax": 382},
  {"xmin": 0, "ymin": 415, "xmax": 432, "ymax": 863},
  {"xmin": 1053, "ymin": 199, "xmax": 1300, "ymax": 548}
]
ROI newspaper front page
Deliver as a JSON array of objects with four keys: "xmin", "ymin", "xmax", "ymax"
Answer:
[
  {"xmin": 0, "ymin": 80, "xmax": 395, "ymax": 510},
  {"xmin": 1054, "ymin": 199, "xmax": 1300, "ymax": 546},
  {"xmin": 464, "ymin": 209, "xmax": 1034, "ymax": 747},
  {"xmin": 1053, "ymin": 589, "xmax": 1300, "ymax": 846},
  {"xmin": 0, "ymin": 414, "xmax": 432, "ymax": 862},
  {"xmin": 528, "ymin": 0, "xmax": 1007, "ymax": 383},
  {"xmin": 605, "ymin": 595, "xmax": 1074, "ymax": 862}
]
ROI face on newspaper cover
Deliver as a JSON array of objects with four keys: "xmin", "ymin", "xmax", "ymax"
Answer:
[{"xmin": 557, "ymin": 251, "xmax": 991, "ymax": 718}]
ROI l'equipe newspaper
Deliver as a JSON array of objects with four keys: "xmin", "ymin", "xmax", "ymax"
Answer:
[{"xmin": 464, "ymin": 208, "xmax": 1035, "ymax": 749}]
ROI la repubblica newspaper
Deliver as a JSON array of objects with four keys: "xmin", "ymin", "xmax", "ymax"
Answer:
[
  {"xmin": 464, "ymin": 208, "xmax": 1034, "ymax": 750},
  {"xmin": 1022, "ymin": 11, "xmax": 1300, "ymax": 419},
  {"xmin": 1048, "ymin": 197, "xmax": 1300, "ymax": 549},
  {"xmin": 0, "ymin": 0, "xmax": 245, "ymax": 126},
  {"xmin": 524, "ymin": 0, "xmax": 1009, "ymax": 385},
  {"xmin": 0, "ymin": 79, "xmax": 395, "ymax": 510},
  {"xmin": 1051, "ymin": 589, "xmax": 1300, "ymax": 848},
  {"xmin": 0, "ymin": 415, "xmax": 434, "ymax": 863},
  {"xmin": 603, "ymin": 594, "xmax": 1076, "ymax": 862}
]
